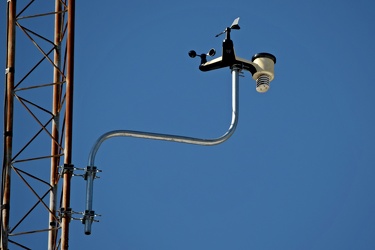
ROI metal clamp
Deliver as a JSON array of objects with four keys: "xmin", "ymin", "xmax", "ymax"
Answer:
[
  {"xmin": 77, "ymin": 210, "xmax": 101, "ymax": 235},
  {"xmin": 59, "ymin": 207, "xmax": 73, "ymax": 220},
  {"xmin": 84, "ymin": 166, "xmax": 102, "ymax": 180},
  {"xmin": 58, "ymin": 164, "xmax": 90, "ymax": 178},
  {"xmin": 58, "ymin": 164, "xmax": 75, "ymax": 177},
  {"xmin": 82, "ymin": 210, "xmax": 100, "ymax": 223},
  {"xmin": 59, "ymin": 207, "xmax": 100, "ymax": 224}
]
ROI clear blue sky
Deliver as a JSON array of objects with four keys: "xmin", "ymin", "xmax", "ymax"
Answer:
[{"xmin": 1, "ymin": 0, "xmax": 375, "ymax": 249}]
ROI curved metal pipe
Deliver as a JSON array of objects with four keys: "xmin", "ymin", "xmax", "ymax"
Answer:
[{"xmin": 83, "ymin": 67, "xmax": 241, "ymax": 234}]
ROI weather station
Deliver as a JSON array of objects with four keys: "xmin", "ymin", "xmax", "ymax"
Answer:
[{"xmin": 81, "ymin": 17, "xmax": 277, "ymax": 235}]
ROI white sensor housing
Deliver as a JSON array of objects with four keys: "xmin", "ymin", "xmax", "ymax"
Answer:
[{"xmin": 252, "ymin": 53, "xmax": 276, "ymax": 93}]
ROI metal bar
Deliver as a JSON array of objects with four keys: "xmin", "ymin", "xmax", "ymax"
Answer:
[
  {"xmin": 11, "ymin": 118, "xmax": 53, "ymax": 162},
  {"xmin": 8, "ymin": 239, "xmax": 32, "ymax": 250},
  {"xmin": 16, "ymin": 23, "xmax": 64, "ymax": 77},
  {"xmin": 16, "ymin": 95, "xmax": 55, "ymax": 116},
  {"xmin": 10, "ymin": 227, "xmax": 60, "ymax": 237},
  {"xmin": 14, "ymin": 47, "xmax": 55, "ymax": 89},
  {"xmin": 8, "ymin": 166, "xmax": 59, "ymax": 234},
  {"xmin": 12, "ymin": 154, "xmax": 64, "ymax": 164},
  {"xmin": 83, "ymin": 67, "xmax": 241, "ymax": 235},
  {"xmin": 9, "ymin": 188, "xmax": 51, "ymax": 234},
  {"xmin": 1, "ymin": 0, "xmax": 16, "ymax": 249},
  {"xmin": 13, "ymin": 166, "xmax": 54, "ymax": 187},
  {"xmin": 15, "ymin": 0, "xmax": 35, "ymax": 19},
  {"xmin": 61, "ymin": 0, "xmax": 75, "ymax": 248},
  {"xmin": 17, "ymin": 10, "xmax": 67, "ymax": 21},
  {"xmin": 12, "ymin": 167, "xmax": 54, "ymax": 217},
  {"xmin": 49, "ymin": 1, "xmax": 63, "ymax": 247},
  {"xmin": 59, "ymin": 0, "xmax": 68, "ymax": 9},
  {"xmin": 14, "ymin": 95, "xmax": 56, "ymax": 144},
  {"xmin": 16, "ymin": 25, "xmax": 55, "ymax": 46},
  {"xmin": 88, "ymin": 68, "xmax": 240, "ymax": 167},
  {"xmin": 15, "ymin": 81, "xmax": 65, "ymax": 92}
]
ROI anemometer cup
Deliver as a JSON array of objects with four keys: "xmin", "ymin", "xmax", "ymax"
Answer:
[
  {"xmin": 188, "ymin": 50, "xmax": 197, "ymax": 58},
  {"xmin": 207, "ymin": 48, "xmax": 216, "ymax": 57},
  {"xmin": 188, "ymin": 49, "xmax": 216, "ymax": 64},
  {"xmin": 252, "ymin": 53, "xmax": 276, "ymax": 93}
]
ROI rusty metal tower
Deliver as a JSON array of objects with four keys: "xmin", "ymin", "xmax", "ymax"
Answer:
[{"xmin": 1, "ymin": 0, "xmax": 75, "ymax": 249}]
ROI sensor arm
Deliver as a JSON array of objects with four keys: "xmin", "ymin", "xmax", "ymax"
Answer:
[
  {"xmin": 82, "ymin": 67, "xmax": 241, "ymax": 235},
  {"xmin": 87, "ymin": 68, "xmax": 239, "ymax": 166},
  {"xmin": 200, "ymin": 55, "xmax": 258, "ymax": 75}
]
